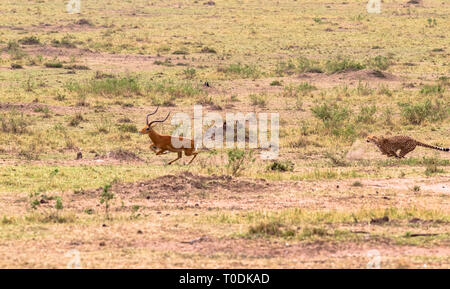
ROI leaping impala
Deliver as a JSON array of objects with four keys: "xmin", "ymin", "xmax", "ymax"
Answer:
[{"xmin": 140, "ymin": 107, "xmax": 198, "ymax": 165}]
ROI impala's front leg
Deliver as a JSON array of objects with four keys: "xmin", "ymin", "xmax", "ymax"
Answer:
[{"xmin": 149, "ymin": 144, "xmax": 158, "ymax": 153}]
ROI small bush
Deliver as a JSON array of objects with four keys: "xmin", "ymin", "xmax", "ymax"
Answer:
[
  {"xmin": 267, "ymin": 160, "xmax": 294, "ymax": 172},
  {"xmin": 270, "ymin": 80, "xmax": 282, "ymax": 86},
  {"xmin": 69, "ymin": 113, "xmax": 84, "ymax": 127},
  {"xmin": 420, "ymin": 84, "xmax": 444, "ymax": 96},
  {"xmin": 226, "ymin": 149, "xmax": 255, "ymax": 177},
  {"xmin": 297, "ymin": 57, "xmax": 322, "ymax": 73},
  {"xmin": 45, "ymin": 62, "xmax": 63, "ymax": 68},
  {"xmin": 367, "ymin": 56, "xmax": 391, "ymax": 70},
  {"xmin": 355, "ymin": 81, "xmax": 373, "ymax": 96},
  {"xmin": 398, "ymin": 99, "xmax": 448, "ymax": 125},
  {"xmin": 218, "ymin": 63, "xmax": 261, "ymax": 79},
  {"xmin": 146, "ymin": 80, "xmax": 205, "ymax": 99},
  {"xmin": 377, "ymin": 84, "xmax": 392, "ymax": 96},
  {"xmin": 424, "ymin": 158, "xmax": 445, "ymax": 176},
  {"xmin": 7, "ymin": 40, "xmax": 27, "ymax": 59},
  {"xmin": 51, "ymin": 36, "xmax": 77, "ymax": 48},
  {"xmin": 68, "ymin": 76, "xmax": 142, "ymax": 97},
  {"xmin": 173, "ymin": 49, "xmax": 189, "ymax": 55},
  {"xmin": 11, "ymin": 63, "xmax": 23, "ymax": 69},
  {"xmin": 64, "ymin": 64, "xmax": 90, "ymax": 70},
  {"xmin": 312, "ymin": 103, "xmax": 356, "ymax": 139},
  {"xmin": 118, "ymin": 123, "xmax": 138, "ymax": 133},
  {"xmin": 249, "ymin": 93, "xmax": 267, "ymax": 107},
  {"xmin": 248, "ymin": 221, "xmax": 283, "ymax": 236},
  {"xmin": 0, "ymin": 111, "xmax": 29, "ymax": 134},
  {"xmin": 7, "ymin": 41, "xmax": 20, "ymax": 52},
  {"xmin": 183, "ymin": 68, "xmax": 196, "ymax": 79},
  {"xmin": 355, "ymin": 105, "xmax": 377, "ymax": 124},
  {"xmin": 325, "ymin": 58, "xmax": 365, "ymax": 74},
  {"xmin": 200, "ymin": 47, "xmax": 216, "ymax": 53},
  {"xmin": 275, "ymin": 60, "xmax": 297, "ymax": 76},
  {"xmin": 18, "ymin": 36, "xmax": 40, "ymax": 45},
  {"xmin": 311, "ymin": 103, "xmax": 349, "ymax": 127},
  {"xmin": 100, "ymin": 184, "xmax": 114, "ymax": 220},
  {"xmin": 352, "ymin": 181, "xmax": 363, "ymax": 187}
]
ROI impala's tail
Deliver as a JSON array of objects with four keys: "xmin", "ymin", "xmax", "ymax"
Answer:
[{"xmin": 416, "ymin": 141, "xmax": 449, "ymax": 152}]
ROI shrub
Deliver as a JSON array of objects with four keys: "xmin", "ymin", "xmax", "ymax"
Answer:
[
  {"xmin": 355, "ymin": 81, "xmax": 373, "ymax": 96},
  {"xmin": 219, "ymin": 63, "xmax": 260, "ymax": 78},
  {"xmin": 367, "ymin": 56, "xmax": 391, "ymax": 70},
  {"xmin": 7, "ymin": 41, "xmax": 20, "ymax": 52},
  {"xmin": 311, "ymin": 103, "xmax": 356, "ymax": 139},
  {"xmin": 11, "ymin": 63, "xmax": 23, "ymax": 69},
  {"xmin": 51, "ymin": 36, "xmax": 77, "ymax": 48},
  {"xmin": 398, "ymin": 99, "xmax": 448, "ymax": 125},
  {"xmin": 7, "ymin": 40, "xmax": 26, "ymax": 59},
  {"xmin": 249, "ymin": 93, "xmax": 267, "ymax": 107},
  {"xmin": 267, "ymin": 160, "xmax": 294, "ymax": 172},
  {"xmin": 420, "ymin": 84, "xmax": 444, "ymax": 96},
  {"xmin": 282, "ymin": 82, "xmax": 316, "ymax": 98},
  {"xmin": 64, "ymin": 64, "xmax": 90, "ymax": 70},
  {"xmin": 200, "ymin": 47, "xmax": 217, "ymax": 53},
  {"xmin": 0, "ymin": 111, "xmax": 29, "ymax": 134},
  {"xmin": 173, "ymin": 49, "xmax": 189, "ymax": 55},
  {"xmin": 68, "ymin": 76, "xmax": 142, "ymax": 97},
  {"xmin": 297, "ymin": 57, "xmax": 322, "ymax": 73},
  {"xmin": 100, "ymin": 184, "xmax": 114, "ymax": 220},
  {"xmin": 45, "ymin": 62, "xmax": 63, "ymax": 68},
  {"xmin": 69, "ymin": 113, "xmax": 84, "ymax": 127},
  {"xmin": 248, "ymin": 221, "xmax": 283, "ymax": 236},
  {"xmin": 118, "ymin": 123, "xmax": 138, "ymax": 133},
  {"xmin": 311, "ymin": 103, "xmax": 349, "ymax": 127},
  {"xmin": 275, "ymin": 60, "xmax": 297, "ymax": 76},
  {"xmin": 226, "ymin": 149, "xmax": 255, "ymax": 176},
  {"xmin": 18, "ymin": 36, "xmax": 40, "ymax": 45},
  {"xmin": 146, "ymin": 80, "xmax": 205, "ymax": 99},
  {"xmin": 324, "ymin": 58, "xmax": 365, "ymax": 74},
  {"xmin": 355, "ymin": 105, "xmax": 377, "ymax": 124},
  {"xmin": 377, "ymin": 84, "xmax": 392, "ymax": 96},
  {"xmin": 270, "ymin": 80, "xmax": 282, "ymax": 86},
  {"xmin": 183, "ymin": 68, "xmax": 196, "ymax": 79}
]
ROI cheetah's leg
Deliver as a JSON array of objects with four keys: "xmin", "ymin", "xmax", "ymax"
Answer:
[
  {"xmin": 399, "ymin": 147, "xmax": 415, "ymax": 158},
  {"xmin": 389, "ymin": 151, "xmax": 400, "ymax": 158}
]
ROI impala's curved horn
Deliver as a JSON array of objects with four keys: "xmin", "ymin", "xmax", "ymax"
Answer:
[
  {"xmin": 146, "ymin": 106, "xmax": 159, "ymax": 125},
  {"xmin": 149, "ymin": 112, "xmax": 170, "ymax": 127}
]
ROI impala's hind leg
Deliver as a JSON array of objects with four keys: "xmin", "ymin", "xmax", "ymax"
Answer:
[
  {"xmin": 168, "ymin": 152, "xmax": 182, "ymax": 165},
  {"xmin": 156, "ymin": 149, "xmax": 167, "ymax": 155}
]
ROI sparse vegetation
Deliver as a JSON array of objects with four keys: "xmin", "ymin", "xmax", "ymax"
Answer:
[{"xmin": 0, "ymin": 0, "xmax": 448, "ymax": 269}]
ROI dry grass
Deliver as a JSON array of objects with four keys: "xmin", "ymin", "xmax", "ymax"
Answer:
[{"xmin": 0, "ymin": 0, "xmax": 449, "ymax": 268}]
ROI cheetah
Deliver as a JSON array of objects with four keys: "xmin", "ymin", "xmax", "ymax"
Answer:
[{"xmin": 366, "ymin": 135, "xmax": 449, "ymax": 158}]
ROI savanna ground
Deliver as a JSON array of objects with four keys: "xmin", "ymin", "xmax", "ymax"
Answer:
[{"xmin": 0, "ymin": 0, "xmax": 449, "ymax": 268}]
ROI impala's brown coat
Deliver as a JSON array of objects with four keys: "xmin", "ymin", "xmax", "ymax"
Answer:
[{"xmin": 141, "ymin": 110, "xmax": 198, "ymax": 165}]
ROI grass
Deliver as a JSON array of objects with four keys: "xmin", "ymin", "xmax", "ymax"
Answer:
[
  {"xmin": 0, "ymin": 0, "xmax": 449, "ymax": 268},
  {"xmin": 218, "ymin": 63, "xmax": 261, "ymax": 79}
]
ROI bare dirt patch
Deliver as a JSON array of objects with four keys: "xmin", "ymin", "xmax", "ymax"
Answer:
[{"xmin": 85, "ymin": 171, "xmax": 268, "ymax": 200}]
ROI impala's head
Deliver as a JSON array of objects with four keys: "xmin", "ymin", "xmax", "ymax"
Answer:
[
  {"xmin": 140, "ymin": 106, "xmax": 170, "ymax": 134},
  {"xmin": 366, "ymin": 134, "xmax": 380, "ymax": 144}
]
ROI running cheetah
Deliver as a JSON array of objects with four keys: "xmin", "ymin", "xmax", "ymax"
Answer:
[{"xmin": 366, "ymin": 135, "xmax": 449, "ymax": 158}]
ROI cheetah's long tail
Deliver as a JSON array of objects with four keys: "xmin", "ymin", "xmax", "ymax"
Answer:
[{"xmin": 416, "ymin": 141, "xmax": 449, "ymax": 152}]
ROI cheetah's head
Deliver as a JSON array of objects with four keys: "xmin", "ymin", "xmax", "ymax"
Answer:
[{"xmin": 366, "ymin": 135, "xmax": 380, "ymax": 144}]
